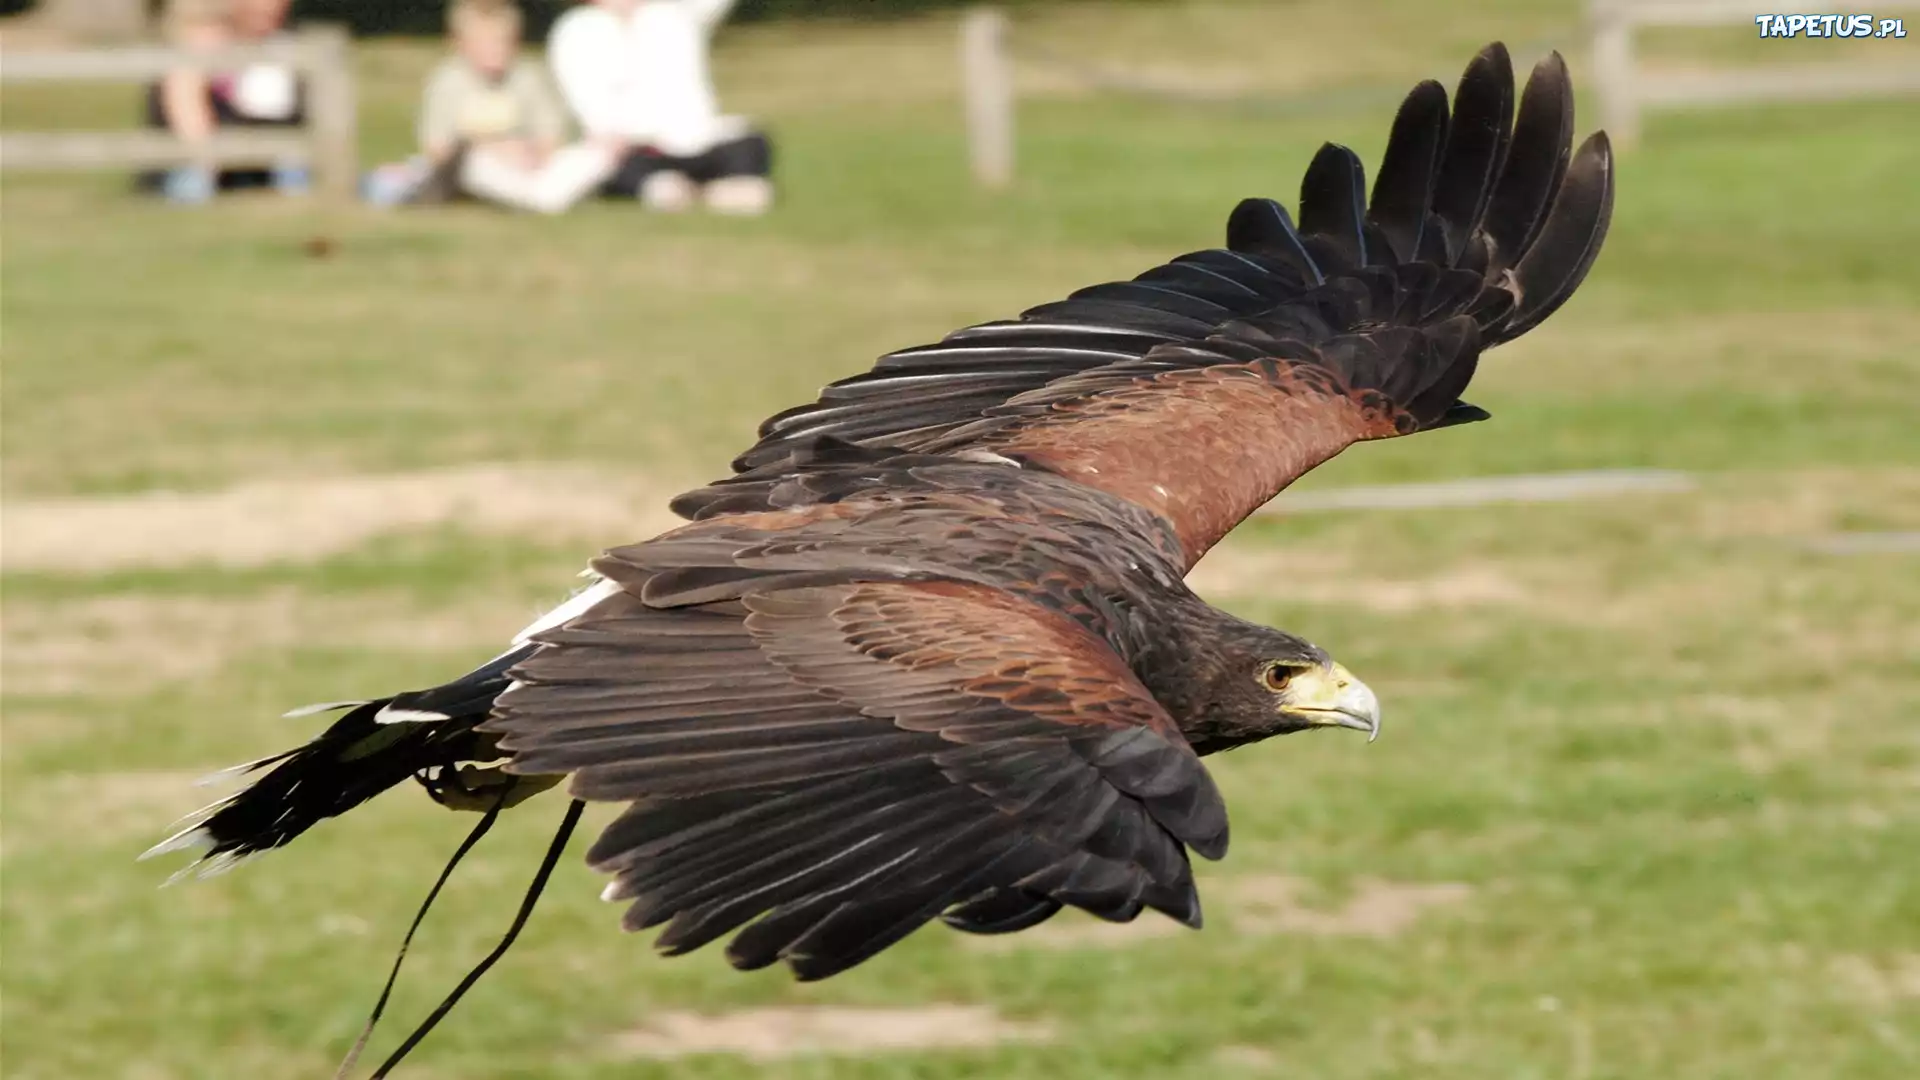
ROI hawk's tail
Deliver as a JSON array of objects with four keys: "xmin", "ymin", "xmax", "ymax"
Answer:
[{"xmin": 141, "ymin": 645, "xmax": 553, "ymax": 879}]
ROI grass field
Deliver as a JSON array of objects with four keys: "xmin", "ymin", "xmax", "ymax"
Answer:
[{"xmin": 3, "ymin": 2, "xmax": 1918, "ymax": 1077}]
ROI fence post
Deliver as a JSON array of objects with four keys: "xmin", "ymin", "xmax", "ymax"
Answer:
[
  {"xmin": 1589, "ymin": 0, "xmax": 1639, "ymax": 148},
  {"xmin": 960, "ymin": 7, "xmax": 1014, "ymax": 188},
  {"xmin": 300, "ymin": 23, "xmax": 357, "ymax": 203}
]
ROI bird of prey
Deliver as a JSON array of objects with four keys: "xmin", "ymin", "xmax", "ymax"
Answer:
[{"xmin": 148, "ymin": 43, "xmax": 1612, "ymax": 988}]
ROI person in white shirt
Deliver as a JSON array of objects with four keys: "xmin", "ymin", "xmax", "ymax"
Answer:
[{"xmin": 547, "ymin": 0, "xmax": 774, "ymax": 215}]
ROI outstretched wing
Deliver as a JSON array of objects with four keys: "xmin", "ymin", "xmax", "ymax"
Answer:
[
  {"xmin": 482, "ymin": 568, "xmax": 1227, "ymax": 980},
  {"xmin": 676, "ymin": 44, "xmax": 1613, "ymax": 566}
]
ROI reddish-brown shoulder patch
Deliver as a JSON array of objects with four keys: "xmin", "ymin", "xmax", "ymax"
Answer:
[{"xmin": 986, "ymin": 361, "xmax": 1403, "ymax": 564}]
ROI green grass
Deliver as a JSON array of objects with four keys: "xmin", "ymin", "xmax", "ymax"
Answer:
[{"xmin": 4, "ymin": 3, "xmax": 1918, "ymax": 1078}]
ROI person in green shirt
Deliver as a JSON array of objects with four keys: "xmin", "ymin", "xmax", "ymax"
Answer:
[{"xmin": 370, "ymin": 0, "xmax": 620, "ymax": 213}]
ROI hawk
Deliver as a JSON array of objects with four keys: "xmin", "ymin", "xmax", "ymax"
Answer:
[{"xmin": 150, "ymin": 43, "xmax": 1611, "ymax": 988}]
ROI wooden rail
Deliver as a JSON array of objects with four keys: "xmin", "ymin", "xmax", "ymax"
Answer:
[
  {"xmin": 1589, "ymin": 0, "xmax": 1920, "ymax": 146},
  {"xmin": 0, "ymin": 25, "xmax": 358, "ymax": 201}
]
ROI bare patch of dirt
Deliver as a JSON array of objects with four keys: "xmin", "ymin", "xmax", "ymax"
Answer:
[
  {"xmin": 1182, "ymin": 544, "xmax": 1344, "ymax": 601},
  {"xmin": 1188, "ymin": 544, "xmax": 1527, "ymax": 612},
  {"xmin": 2, "ymin": 464, "xmax": 696, "ymax": 573},
  {"xmin": 5, "ymin": 591, "xmax": 296, "ymax": 697},
  {"xmin": 14, "ymin": 769, "xmax": 225, "ymax": 847},
  {"xmin": 964, "ymin": 911, "xmax": 1186, "ymax": 953},
  {"xmin": 1676, "ymin": 468, "xmax": 1920, "ymax": 543},
  {"xmin": 608, "ymin": 1005, "xmax": 1054, "ymax": 1060},
  {"xmin": 1684, "ymin": 695, "xmax": 1847, "ymax": 777},
  {"xmin": 968, "ymin": 876, "xmax": 1472, "ymax": 952},
  {"xmin": 1830, "ymin": 953, "xmax": 1920, "ymax": 1007},
  {"xmin": 1496, "ymin": 310, "xmax": 1920, "ymax": 398},
  {"xmin": 1339, "ymin": 567, "xmax": 1526, "ymax": 613},
  {"xmin": 1227, "ymin": 875, "xmax": 1473, "ymax": 938},
  {"xmin": 1, "ymin": 589, "xmax": 518, "ymax": 698},
  {"xmin": 1212, "ymin": 1044, "xmax": 1280, "ymax": 1071}
]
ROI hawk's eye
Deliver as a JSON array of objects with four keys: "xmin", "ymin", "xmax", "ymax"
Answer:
[{"xmin": 1262, "ymin": 664, "xmax": 1294, "ymax": 692}]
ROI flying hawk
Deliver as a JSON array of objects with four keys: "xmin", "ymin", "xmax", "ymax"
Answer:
[{"xmin": 149, "ymin": 43, "xmax": 1612, "ymax": 986}]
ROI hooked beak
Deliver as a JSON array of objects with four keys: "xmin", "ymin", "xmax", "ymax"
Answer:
[{"xmin": 1280, "ymin": 662, "xmax": 1382, "ymax": 742}]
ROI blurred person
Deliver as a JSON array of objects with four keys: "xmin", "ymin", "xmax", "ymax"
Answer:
[
  {"xmin": 367, "ymin": 0, "xmax": 615, "ymax": 214},
  {"xmin": 142, "ymin": 0, "xmax": 306, "ymax": 203},
  {"xmin": 548, "ymin": 0, "xmax": 774, "ymax": 215}
]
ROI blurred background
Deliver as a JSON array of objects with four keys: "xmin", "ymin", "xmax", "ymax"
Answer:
[{"xmin": 2, "ymin": 1, "xmax": 1916, "ymax": 1077}]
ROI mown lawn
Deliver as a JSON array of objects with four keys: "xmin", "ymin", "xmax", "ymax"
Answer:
[{"xmin": 3, "ymin": 3, "xmax": 1916, "ymax": 1078}]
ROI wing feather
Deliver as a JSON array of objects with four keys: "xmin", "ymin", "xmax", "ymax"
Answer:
[
  {"xmin": 1429, "ymin": 43, "xmax": 1517, "ymax": 263},
  {"xmin": 1297, "ymin": 143, "xmax": 1370, "ymax": 270},
  {"xmin": 483, "ymin": 577, "xmax": 1227, "ymax": 980},
  {"xmin": 1366, "ymin": 79, "xmax": 1449, "ymax": 263},
  {"xmin": 684, "ymin": 45, "xmax": 1613, "ymax": 549}
]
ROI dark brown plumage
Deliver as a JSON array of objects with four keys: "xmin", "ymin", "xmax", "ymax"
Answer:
[{"xmin": 149, "ymin": 43, "xmax": 1613, "ymax": 989}]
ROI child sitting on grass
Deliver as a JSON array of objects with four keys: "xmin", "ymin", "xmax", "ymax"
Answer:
[{"xmin": 366, "ymin": 0, "xmax": 618, "ymax": 213}]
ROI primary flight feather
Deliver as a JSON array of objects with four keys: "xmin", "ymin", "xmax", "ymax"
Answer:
[{"xmin": 149, "ymin": 43, "xmax": 1612, "ymax": 987}]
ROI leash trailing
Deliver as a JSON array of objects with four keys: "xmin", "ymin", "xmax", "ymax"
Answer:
[
  {"xmin": 366, "ymin": 798, "xmax": 586, "ymax": 1079},
  {"xmin": 333, "ymin": 793, "xmax": 585, "ymax": 1079}
]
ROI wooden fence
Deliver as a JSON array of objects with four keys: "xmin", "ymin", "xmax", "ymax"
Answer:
[
  {"xmin": 38, "ymin": 0, "xmax": 150, "ymax": 41},
  {"xmin": 1589, "ymin": 0, "xmax": 1920, "ymax": 147},
  {"xmin": 0, "ymin": 25, "xmax": 358, "ymax": 201},
  {"xmin": 961, "ymin": 3, "xmax": 1920, "ymax": 185}
]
